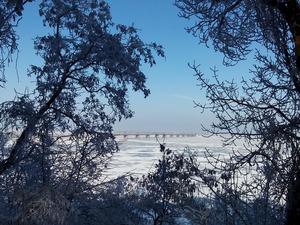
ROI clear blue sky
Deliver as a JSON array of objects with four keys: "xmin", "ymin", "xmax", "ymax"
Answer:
[{"xmin": 3, "ymin": 0, "xmax": 253, "ymax": 133}]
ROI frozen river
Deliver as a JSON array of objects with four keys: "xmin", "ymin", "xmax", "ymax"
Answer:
[{"xmin": 104, "ymin": 135, "xmax": 246, "ymax": 178}]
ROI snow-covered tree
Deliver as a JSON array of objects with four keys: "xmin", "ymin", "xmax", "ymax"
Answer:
[
  {"xmin": 176, "ymin": 1, "xmax": 300, "ymax": 225},
  {"xmin": 0, "ymin": 0, "xmax": 33, "ymax": 85},
  {"xmin": 0, "ymin": 0, "xmax": 163, "ymax": 222},
  {"xmin": 138, "ymin": 145, "xmax": 197, "ymax": 225}
]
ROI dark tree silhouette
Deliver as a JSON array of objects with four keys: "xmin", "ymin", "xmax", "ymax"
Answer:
[
  {"xmin": 176, "ymin": 1, "xmax": 300, "ymax": 225},
  {"xmin": 138, "ymin": 145, "xmax": 197, "ymax": 225},
  {"xmin": 0, "ymin": 1, "xmax": 163, "ymax": 223}
]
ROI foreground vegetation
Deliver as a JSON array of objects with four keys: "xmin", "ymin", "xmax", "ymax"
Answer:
[{"xmin": 0, "ymin": 144, "xmax": 285, "ymax": 225}]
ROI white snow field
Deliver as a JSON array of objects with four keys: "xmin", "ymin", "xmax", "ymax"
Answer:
[{"xmin": 104, "ymin": 135, "xmax": 247, "ymax": 178}]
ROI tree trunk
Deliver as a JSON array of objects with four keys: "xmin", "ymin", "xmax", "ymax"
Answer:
[
  {"xmin": 285, "ymin": 169, "xmax": 300, "ymax": 225},
  {"xmin": 153, "ymin": 216, "xmax": 162, "ymax": 225}
]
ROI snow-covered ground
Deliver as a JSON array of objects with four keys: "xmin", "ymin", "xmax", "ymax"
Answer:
[{"xmin": 104, "ymin": 135, "xmax": 247, "ymax": 178}]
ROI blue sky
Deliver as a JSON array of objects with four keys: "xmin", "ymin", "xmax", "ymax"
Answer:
[{"xmin": 2, "ymin": 0, "xmax": 253, "ymax": 133}]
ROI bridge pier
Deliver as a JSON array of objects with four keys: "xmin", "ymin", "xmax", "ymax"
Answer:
[{"xmin": 114, "ymin": 132, "xmax": 197, "ymax": 139}]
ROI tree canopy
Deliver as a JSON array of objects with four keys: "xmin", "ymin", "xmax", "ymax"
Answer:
[
  {"xmin": 176, "ymin": 1, "xmax": 300, "ymax": 225},
  {"xmin": 0, "ymin": 1, "xmax": 164, "ymax": 223}
]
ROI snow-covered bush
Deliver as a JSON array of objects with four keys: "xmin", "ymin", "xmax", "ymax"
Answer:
[{"xmin": 137, "ymin": 145, "xmax": 198, "ymax": 225}]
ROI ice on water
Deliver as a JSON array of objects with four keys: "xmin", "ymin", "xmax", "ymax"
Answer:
[{"xmin": 104, "ymin": 135, "xmax": 246, "ymax": 178}]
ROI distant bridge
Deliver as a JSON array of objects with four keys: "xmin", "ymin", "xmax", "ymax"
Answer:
[{"xmin": 113, "ymin": 132, "xmax": 197, "ymax": 139}]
